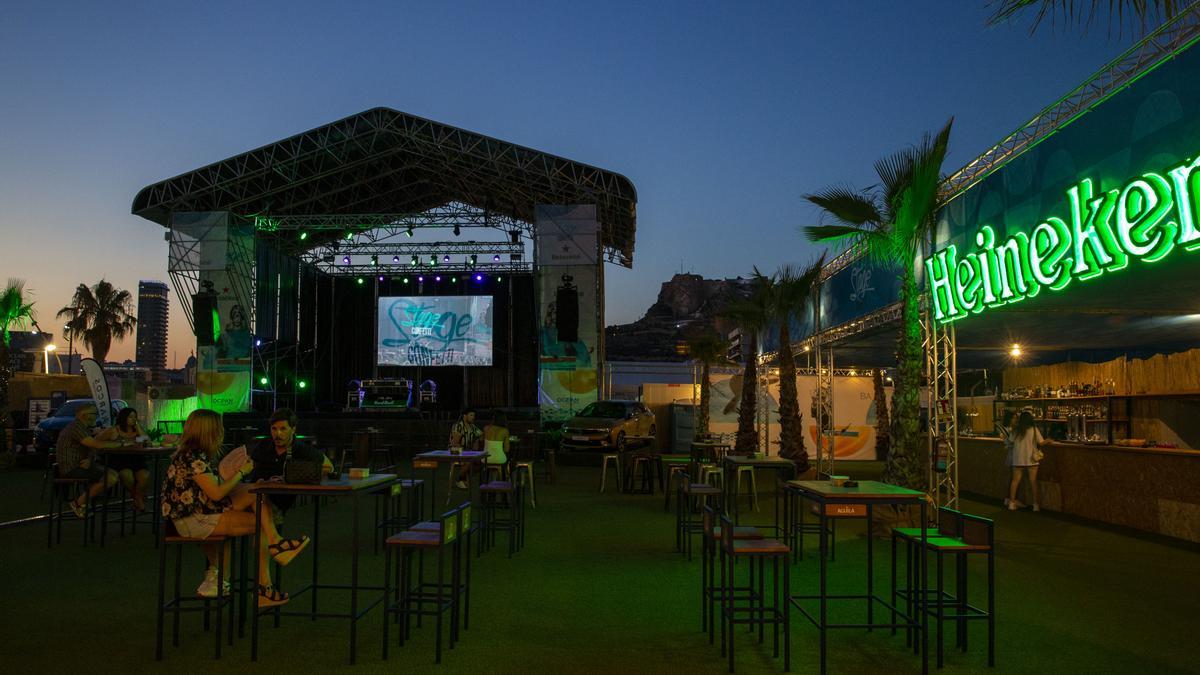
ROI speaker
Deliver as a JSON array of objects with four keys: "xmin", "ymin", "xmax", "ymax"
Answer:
[
  {"xmin": 192, "ymin": 290, "xmax": 219, "ymax": 346},
  {"xmin": 555, "ymin": 275, "xmax": 579, "ymax": 343}
]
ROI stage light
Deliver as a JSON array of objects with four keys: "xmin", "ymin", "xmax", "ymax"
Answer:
[
  {"xmin": 370, "ymin": 255, "xmax": 378, "ymax": 266},
  {"xmin": 342, "ymin": 255, "xmax": 351, "ymax": 264},
  {"xmin": 299, "ymin": 231, "xmax": 308, "ymax": 241},
  {"xmin": 474, "ymin": 274, "xmax": 482, "ymax": 282},
  {"xmin": 469, "ymin": 254, "xmax": 477, "ymax": 266},
  {"xmin": 345, "ymin": 231, "xmax": 354, "ymax": 240},
  {"xmin": 493, "ymin": 254, "xmax": 501, "ymax": 262},
  {"xmin": 451, "ymin": 277, "xmax": 457, "ymax": 283},
  {"xmin": 260, "ymin": 376, "xmax": 269, "ymax": 386},
  {"xmin": 411, "ymin": 255, "xmax": 418, "ymax": 266},
  {"xmin": 497, "ymin": 276, "xmax": 503, "ymax": 282},
  {"xmin": 453, "ymin": 224, "xmax": 461, "ymax": 236},
  {"xmin": 430, "ymin": 255, "xmax": 437, "ymax": 266},
  {"xmin": 417, "ymin": 276, "xmax": 424, "ymax": 282},
  {"xmin": 298, "ymin": 380, "xmax": 308, "ymax": 390},
  {"xmin": 356, "ymin": 277, "xmax": 364, "ymax": 285},
  {"xmin": 435, "ymin": 276, "xmax": 442, "ymax": 282},
  {"xmin": 392, "ymin": 255, "xmax": 400, "ymax": 264},
  {"xmin": 378, "ymin": 275, "xmax": 384, "ymax": 282},
  {"xmin": 443, "ymin": 254, "xmax": 451, "ymax": 263},
  {"xmin": 255, "ymin": 339, "xmax": 262, "ymax": 347},
  {"xmin": 405, "ymin": 225, "xmax": 414, "ymax": 237},
  {"xmin": 402, "ymin": 278, "xmax": 409, "ymax": 284}
]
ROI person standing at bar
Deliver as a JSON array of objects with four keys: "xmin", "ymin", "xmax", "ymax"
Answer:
[{"xmin": 1007, "ymin": 410, "xmax": 1048, "ymax": 511}]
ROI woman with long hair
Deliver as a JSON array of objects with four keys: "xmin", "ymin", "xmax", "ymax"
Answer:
[
  {"xmin": 97, "ymin": 408, "xmax": 152, "ymax": 512},
  {"xmin": 482, "ymin": 411, "xmax": 511, "ymax": 478},
  {"xmin": 161, "ymin": 409, "xmax": 309, "ymax": 606},
  {"xmin": 1006, "ymin": 410, "xmax": 1048, "ymax": 511}
]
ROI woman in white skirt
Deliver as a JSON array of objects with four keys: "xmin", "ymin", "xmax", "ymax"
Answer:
[{"xmin": 1006, "ymin": 410, "xmax": 1049, "ymax": 511}]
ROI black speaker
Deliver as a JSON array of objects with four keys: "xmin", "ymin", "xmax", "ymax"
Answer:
[
  {"xmin": 192, "ymin": 289, "xmax": 219, "ymax": 347},
  {"xmin": 555, "ymin": 275, "xmax": 579, "ymax": 343}
]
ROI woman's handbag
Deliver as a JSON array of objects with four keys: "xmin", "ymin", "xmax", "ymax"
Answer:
[
  {"xmin": 283, "ymin": 447, "xmax": 324, "ymax": 484},
  {"xmin": 1032, "ymin": 446, "xmax": 1045, "ymax": 463}
]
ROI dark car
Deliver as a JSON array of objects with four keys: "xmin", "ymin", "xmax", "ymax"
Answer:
[
  {"xmin": 34, "ymin": 398, "xmax": 129, "ymax": 452},
  {"xmin": 561, "ymin": 400, "xmax": 656, "ymax": 451}
]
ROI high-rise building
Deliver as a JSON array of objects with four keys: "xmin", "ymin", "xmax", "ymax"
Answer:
[{"xmin": 135, "ymin": 280, "xmax": 169, "ymax": 380}]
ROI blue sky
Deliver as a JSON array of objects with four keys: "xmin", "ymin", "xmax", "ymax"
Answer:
[{"xmin": 0, "ymin": 1, "xmax": 1136, "ymax": 364}]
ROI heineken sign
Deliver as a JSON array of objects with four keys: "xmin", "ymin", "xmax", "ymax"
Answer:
[{"xmin": 926, "ymin": 155, "xmax": 1200, "ymax": 323}]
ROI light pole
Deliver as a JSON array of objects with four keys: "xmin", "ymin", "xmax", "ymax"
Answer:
[
  {"xmin": 43, "ymin": 344, "xmax": 58, "ymax": 374},
  {"xmin": 64, "ymin": 325, "xmax": 75, "ymax": 373}
]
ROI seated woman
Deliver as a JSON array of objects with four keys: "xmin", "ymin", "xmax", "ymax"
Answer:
[
  {"xmin": 481, "ymin": 412, "xmax": 511, "ymax": 479},
  {"xmin": 97, "ymin": 408, "xmax": 151, "ymax": 512},
  {"xmin": 161, "ymin": 409, "xmax": 309, "ymax": 607}
]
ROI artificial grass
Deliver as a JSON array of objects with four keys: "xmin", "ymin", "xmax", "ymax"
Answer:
[{"xmin": 1, "ymin": 462, "xmax": 1198, "ymax": 674}]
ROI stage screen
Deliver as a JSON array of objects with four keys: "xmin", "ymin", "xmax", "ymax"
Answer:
[{"xmin": 377, "ymin": 296, "xmax": 494, "ymax": 366}]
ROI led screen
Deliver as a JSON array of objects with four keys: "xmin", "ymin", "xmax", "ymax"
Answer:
[{"xmin": 377, "ymin": 296, "xmax": 494, "ymax": 366}]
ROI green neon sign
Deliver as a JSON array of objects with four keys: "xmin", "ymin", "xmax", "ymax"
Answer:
[{"xmin": 926, "ymin": 154, "xmax": 1200, "ymax": 323}]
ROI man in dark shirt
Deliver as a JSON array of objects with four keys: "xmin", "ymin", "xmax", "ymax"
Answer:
[
  {"xmin": 56, "ymin": 404, "xmax": 126, "ymax": 517},
  {"xmin": 249, "ymin": 408, "xmax": 332, "ymax": 516}
]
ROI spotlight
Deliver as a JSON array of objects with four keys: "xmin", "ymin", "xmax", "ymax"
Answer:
[
  {"xmin": 378, "ymin": 275, "xmax": 384, "ymax": 282},
  {"xmin": 370, "ymin": 255, "xmax": 378, "ymax": 266},
  {"xmin": 474, "ymin": 274, "xmax": 483, "ymax": 282},
  {"xmin": 356, "ymin": 277, "xmax": 364, "ymax": 285},
  {"xmin": 430, "ymin": 255, "xmax": 437, "ymax": 266},
  {"xmin": 402, "ymin": 278, "xmax": 409, "ymax": 284},
  {"xmin": 435, "ymin": 276, "xmax": 442, "ymax": 282},
  {"xmin": 453, "ymin": 224, "xmax": 461, "ymax": 236},
  {"xmin": 493, "ymin": 254, "xmax": 501, "ymax": 262},
  {"xmin": 392, "ymin": 255, "xmax": 400, "ymax": 264},
  {"xmin": 405, "ymin": 225, "xmax": 414, "ymax": 237},
  {"xmin": 342, "ymin": 255, "xmax": 351, "ymax": 264},
  {"xmin": 1010, "ymin": 343, "xmax": 1023, "ymax": 359},
  {"xmin": 345, "ymin": 231, "xmax": 354, "ymax": 240},
  {"xmin": 469, "ymin": 254, "xmax": 477, "ymax": 266},
  {"xmin": 497, "ymin": 276, "xmax": 503, "ymax": 282},
  {"xmin": 443, "ymin": 254, "xmax": 451, "ymax": 263},
  {"xmin": 411, "ymin": 255, "xmax": 418, "ymax": 266},
  {"xmin": 417, "ymin": 276, "xmax": 424, "ymax": 282},
  {"xmin": 299, "ymin": 231, "xmax": 308, "ymax": 240},
  {"xmin": 255, "ymin": 339, "xmax": 262, "ymax": 348},
  {"xmin": 259, "ymin": 376, "xmax": 269, "ymax": 386},
  {"xmin": 451, "ymin": 277, "xmax": 457, "ymax": 283}
]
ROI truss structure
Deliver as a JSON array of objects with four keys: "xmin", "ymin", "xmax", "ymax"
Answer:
[
  {"xmin": 132, "ymin": 107, "xmax": 638, "ymax": 266},
  {"xmin": 813, "ymin": 345, "xmax": 835, "ymax": 478},
  {"xmin": 304, "ymin": 240, "xmax": 530, "ymax": 276},
  {"xmin": 924, "ymin": 317, "xmax": 958, "ymax": 509},
  {"xmin": 167, "ymin": 216, "xmax": 256, "ymax": 335}
]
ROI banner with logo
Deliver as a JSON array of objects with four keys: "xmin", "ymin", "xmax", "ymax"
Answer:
[
  {"xmin": 80, "ymin": 358, "xmax": 112, "ymax": 428},
  {"xmin": 536, "ymin": 205, "xmax": 600, "ymax": 424}
]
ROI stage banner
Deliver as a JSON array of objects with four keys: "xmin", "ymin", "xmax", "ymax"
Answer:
[
  {"xmin": 80, "ymin": 358, "xmax": 112, "ymax": 428},
  {"xmin": 175, "ymin": 212, "xmax": 254, "ymax": 413},
  {"xmin": 536, "ymin": 205, "xmax": 599, "ymax": 424}
]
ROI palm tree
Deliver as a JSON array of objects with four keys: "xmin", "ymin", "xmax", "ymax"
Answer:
[
  {"xmin": 721, "ymin": 273, "xmax": 774, "ymax": 456},
  {"xmin": 1, "ymin": 279, "xmax": 37, "ymax": 449},
  {"xmin": 56, "ymin": 280, "xmax": 137, "ymax": 364},
  {"xmin": 686, "ymin": 329, "xmax": 732, "ymax": 439},
  {"xmin": 803, "ymin": 119, "xmax": 953, "ymax": 490},
  {"xmin": 988, "ymin": 0, "xmax": 1182, "ymax": 35},
  {"xmin": 768, "ymin": 258, "xmax": 824, "ymax": 472}
]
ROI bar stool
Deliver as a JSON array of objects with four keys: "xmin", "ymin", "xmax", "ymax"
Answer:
[
  {"xmin": 627, "ymin": 453, "xmax": 657, "ymax": 494},
  {"xmin": 511, "ymin": 459, "xmax": 537, "ymax": 508},
  {"xmin": 700, "ymin": 505, "xmax": 763, "ymax": 641},
  {"xmin": 374, "ymin": 478, "xmax": 426, "ymax": 554},
  {"xmin": 47, "ymin": 463, "xmax": 94, "ymax": 548},
  {"xmin": 155, "ymin": 522, "xmax": 235, "ymax": 660},
  {"xmin": 599, "ymin": 453, "xmax": 622, "ymax": 493},
  {"xmin": 717, "ymin": 513, "xmax": 790, "ymax": 673},
  {"xmin": 479, "ymin": 480, "xmax": 524, "ymax": 557},
  {"xmin": 734, "ymin": 466, "xmax": 759, "ymax": 512},
  {"xmin": 383, "ymin": 503, "xmax": 472, "ymax": 665},
  {"xmin": 675, "ymin": 472, "xmax": 722, "ymax": 560},
  {"xmin": 661, "ymin": 459, "xmax": 690, "ymax": 511}
]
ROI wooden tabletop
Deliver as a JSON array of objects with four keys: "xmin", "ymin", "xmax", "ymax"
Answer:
[
  {"xmin": 786, "ymin": 480, "xmax": 925, "ymax": 500},
  {"xmin": 100, "ymin": 445, "xmax": 177, "ymax": 455},
  {"xmin": 724, "ymin": 455, "xmax": 793, "ymax": 467},
  {"xmin": 249, "ymin": 472, "xmax": 398, "ymax": 494},
  {"xmin": 414, "ymin": 450, "xmax": 487, "ymax": 463}
]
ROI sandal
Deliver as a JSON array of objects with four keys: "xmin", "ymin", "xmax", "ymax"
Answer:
[
  {"xmin": 269, "ymin": 536, "xmax": 310, "ymax": 566},
  {"xmin": 256, "ymin": 584, "xmax": 289, "ymax": 608}
]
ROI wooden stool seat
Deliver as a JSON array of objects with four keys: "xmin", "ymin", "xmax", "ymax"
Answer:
[
  {"xmin": 685, "ymin": 483, "xmax": 721, "ymax": 495},
  {"xmin": 386, "ymin": 531, "xmax": 441, "ymax": 547},
  {"xmin": 479, "ymin": 481, "xmax": 514, "ymax": 492},
  {"xmin": 732, "ymin": 538, "xmax": 790, "ymax": 555},
  {"xmin": 711, "ymin": 525, "xmax": 762, "ymax": 540}
]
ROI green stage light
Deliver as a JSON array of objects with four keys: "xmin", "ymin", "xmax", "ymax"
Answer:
[
  {"xmin": 356, "ymin": 277, "xmax": 364, "ymax": 285},
  {"xmin": 451, "ymin": 277, "xmax": 457, "ymax": 283},
  {"xmin": 345, "ymin": 231, "xmax": 354, "ymax": 240},
  {"xmin": 430, "ymin": 255, "xmax": 438, "ymax": 266},
  {"xmin": 370, "ymin": 255, "xmax": 378, "ymax": 266},
  {"xmin": 299, "ymin": 231, "xmax": 308, "ymax": 241},
  {"xmin": 402, "ymin": 277, "xmax": 409, "ymax": 284},
  {"xmin": 298, "ymin": 380, "xmax": 308, "ymax": 390},
  {"xmin": 259, "ymin": 376, "xmax": 269, "ymax": 386}
]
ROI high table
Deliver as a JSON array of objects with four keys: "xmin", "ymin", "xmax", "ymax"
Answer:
[
  {"xmin": 96, "ymin": 445, "xmax": 176, "ymax": 547},
  {"xmin": 689, "ymin": 440, "xmax": 730, "ymax": 478},
  {"xmin": 722, "ymin": 454, "xmax": 794, "ymax": 535},
  {"xmin": 412, "ymin": 450, "xmax": 487, "ymax": 514},
  {"xmin": 249, "ymin": 472, "xmax": 398, "ymax": 664},
  {"xmin": 784, "ymin": 480, "xmax": 929, "ymax": 675}
]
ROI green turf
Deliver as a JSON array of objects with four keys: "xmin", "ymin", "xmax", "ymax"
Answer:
[{"xmin": 1, "ymin": 462, "xmax": 1197, "ymax": 674}]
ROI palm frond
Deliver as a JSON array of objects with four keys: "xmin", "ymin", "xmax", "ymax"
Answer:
[
  {"xmin": 803, "ymin": 186, "xmax": 883, "ymax": 227},
  {"xmin": 986, "ymin": 0, "xmax": 1180, "ymax": 36},
  {"xmin": 803, "ymin": 224, "xmax": 871, "ymax": 244}
]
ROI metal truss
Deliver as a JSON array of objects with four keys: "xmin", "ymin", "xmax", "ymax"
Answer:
[
  {"xmin": 941, "ymin": 5, "xmax": 1200, "ymax": 202},
  {"xmin": 813, "ymin": 344, "xmax": 835, "ymax": 478},
  {"xmin": 166, "ymin": 228, "xmax": 201, "ymax": 333},
  {"xmin": 132, "ymin": 107, "xmax": 638, "ymax": 266},
  {"xmin": 924, "ymin": 314, "xmax": 958, "ymax": 509},
  {"xmin": 303, "ymin": 240, "xmax": 530, "ymax": 275}
]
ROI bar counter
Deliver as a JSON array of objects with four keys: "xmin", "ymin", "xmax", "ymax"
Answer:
[{"xmin": 958, "ymin": 436, "xmax": 1200, "ymax": 543}]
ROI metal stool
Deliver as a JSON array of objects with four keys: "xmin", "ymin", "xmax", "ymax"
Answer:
[
  {"xmin": 479, "ymin": 480, "xmax": 524, "ymax": 557},
  {"xmin": 735, "ymin": 466, "xmax": 759, "ymax": 512},
  {"xmin": 155, "ymin": 523, "xmax": 235, "ymax": 660},
  {"xmin": 511, "ymin": 460, "xmax": 537, "ymax": 508},
  {"xmin": 599, "ymin": 453, "xmax": 622, "ymax": 493},
  {"xmin": 718, "ymin": 513, "xmax": 790, "ymax": 672},
  {"xmin": 676, "ymin": 472, "xmax": 722, "ymax": 560},
  {"xmin": 701, "ymin": 505, "xmax": 763, "ymax": 642},
  {"xmin": 47, "ymin": 463, "xmax": 94, "ymax": 548}
]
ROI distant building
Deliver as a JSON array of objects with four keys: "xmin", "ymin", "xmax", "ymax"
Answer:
[
  {"xmin": 136, "ymin": 280, "xmax": 169, "ymax": 380},
  {"xmin": 7, "ymin": 330, "xmax": 56, "ymax": 373}
]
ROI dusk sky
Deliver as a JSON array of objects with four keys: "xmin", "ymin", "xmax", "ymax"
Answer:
[{"xmin": 0, "ymin": 1, "xmax": 1138, "ymax": 365}]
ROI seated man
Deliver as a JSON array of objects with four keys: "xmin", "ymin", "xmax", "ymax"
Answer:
[
  {"xmin": 248, "ymin": 408, "xmax": 333, "ymax": 518},
  {"xmin": 449, "ymin": 408, "xmax": 483, "ymax": 489},
  {"xmin": 55, "ymin": 404, "xmax": 126, "ymax": 517}
]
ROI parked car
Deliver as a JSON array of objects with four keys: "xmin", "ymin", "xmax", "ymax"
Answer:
[
  {"xmin": 33, "ymin": 398, "xmax": 129, "ymax": 452},
  {"xmin": 560, "ymin": 400, "xmax": 656, "ymax": 451}
]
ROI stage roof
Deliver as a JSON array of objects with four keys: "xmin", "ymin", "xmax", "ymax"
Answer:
[{"xmin": 131, "ymin": 107, "xmax": 639, "ymax": 266}]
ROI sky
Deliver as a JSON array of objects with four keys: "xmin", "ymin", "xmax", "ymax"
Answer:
[{"xmin": 0, "ymin": 1, "xmax": 1140, "ymax": 365}]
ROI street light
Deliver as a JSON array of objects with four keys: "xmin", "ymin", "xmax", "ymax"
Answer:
[{"xmin": 43, "ymin": 344, "xmax": 58, "ymax": 374}]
